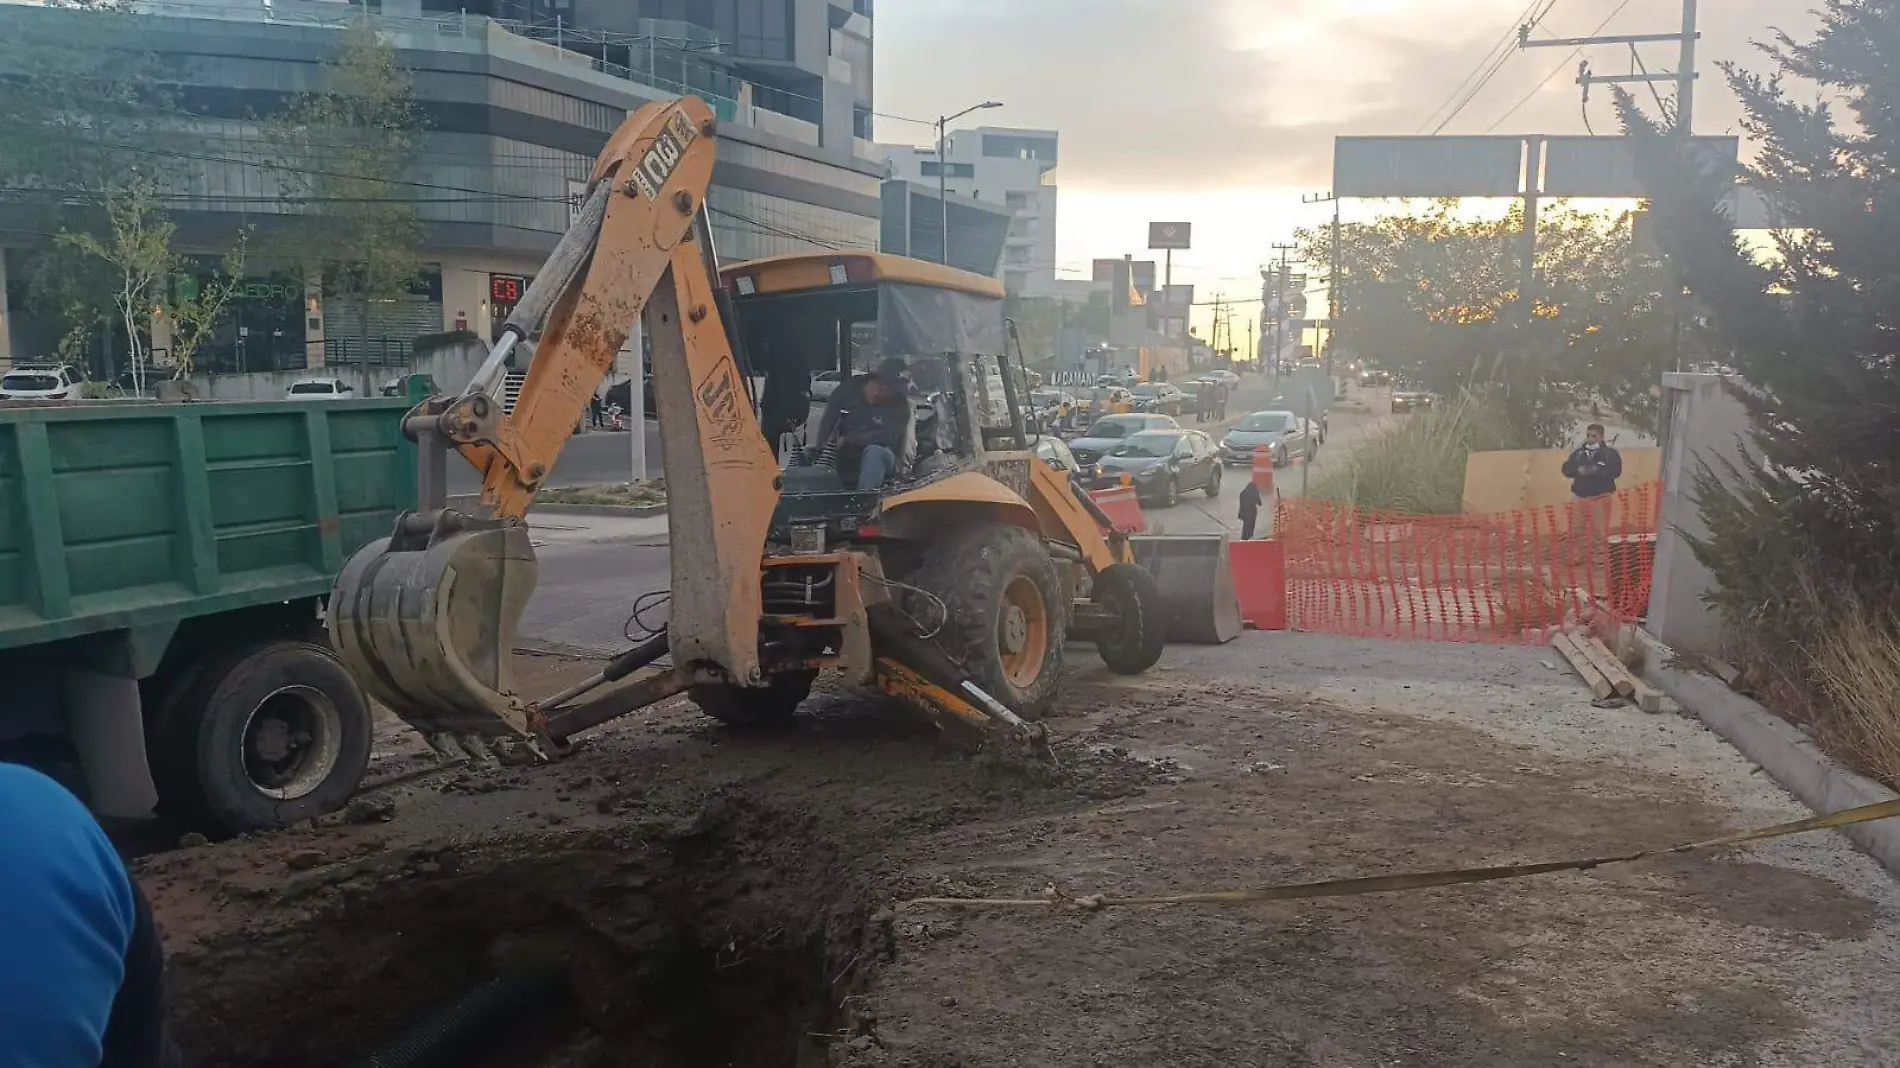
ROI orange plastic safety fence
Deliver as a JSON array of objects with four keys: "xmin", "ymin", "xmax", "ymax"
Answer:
[{"xmin": 1272, "ymin": 482, "xmax": 1661, "ymax": 644}]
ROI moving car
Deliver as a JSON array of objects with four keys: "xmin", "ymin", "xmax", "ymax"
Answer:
[
  {"xmin": 285, "ymin": 376, "xmax": 354, "ymax": 399},
  {"xmin": 1221, "ymin": 410, "xmax": 1316, "ymax": 467},
  {"xmin": 1391, "ymin": 382, "xmax": 1436, "ymax": 413},
  {"xmin": 1129, "ymin": 381, "xmax": 1185, "ymax": 416},
  {"xmin": 1028, "ymin": 388, "xmax": 1076, "ymax": 429},
  {"xmin": 0, "ymin": 364, "xmax": 84, "ymax": 401},
  {"xmin": 1359, "ymin": 368, "xmax": 1392, "ymax": 387},
  {"xmin": 1066, "ymin": 412, "xmax": 1179, "ymax": 467},
  {"xmin": 1202, "ymin": 368, "xmax": 1241, "ymax": 388},
  {"xmin": 1094, "ymin": 428, "xmax": 1222, "ymax": 507}
]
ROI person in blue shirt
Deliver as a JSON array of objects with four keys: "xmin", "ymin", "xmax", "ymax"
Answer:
[{"xmin": 0, "ymin": 763, "xmax": 181, "ymax": 1067}]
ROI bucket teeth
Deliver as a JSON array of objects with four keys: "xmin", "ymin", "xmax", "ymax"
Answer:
[{"xmin": 329, "ymin": 519, "xmax": 540, "ymax": 741}]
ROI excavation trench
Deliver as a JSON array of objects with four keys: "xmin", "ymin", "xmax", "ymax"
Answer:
[{"xmin": 166, "ymin": 797, "xmax": 882, "ymax": 1068}]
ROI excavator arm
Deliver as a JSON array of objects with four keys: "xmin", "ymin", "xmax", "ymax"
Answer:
[{"xmin": 328, "ymin": 98, "xmax": 781, "ymax": 751}]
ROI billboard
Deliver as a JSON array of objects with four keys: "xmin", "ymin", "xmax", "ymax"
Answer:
[
  {"xmin": 1148, "ymin": 221, "xmax": 1193, "ymax": 250},
  {"xmin": 1131, "ymin": 260, "xmax": 1157, "ymax": 295},
  {"xmin": 1541, "ymin": 135, "xmax": 1740, "ymax": 197},
  {"xmin": 1334, "ymin": 136, "xmax": 1525, "ymax": 197},
  {"xmin": 1160, "ymin": 283, "xmax": 1195, "ymax": 308},
  {"xmin": 1091, "ymin": 258, "xmax": 1120, "ymax": 282}
]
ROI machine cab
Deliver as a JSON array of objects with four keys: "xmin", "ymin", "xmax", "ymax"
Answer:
[{"xmin": 721, "ymin": 253, "xmax": 1037, "ymax": 544}]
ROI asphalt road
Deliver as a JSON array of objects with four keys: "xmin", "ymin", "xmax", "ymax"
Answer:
[
  {"xmin": 516, "ymin": 372, "xmax": 1394, "ymax": 655},
  {"xmin": 447, "ymin": 420, "xmax": 666, "ymax": 496}
]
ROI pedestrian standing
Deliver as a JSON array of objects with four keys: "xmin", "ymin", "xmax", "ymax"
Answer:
[
  {"xmin": 1213, "ymin": 382, "xmax": 1230, "ymax": 421},
  {"xmin": 1562, "ymin": 424, "xmax": 1623, "ymax": 500},
  {"xmin": 589, "ymin": 390, "xmax": 604, "ymax": 429},
  {"xmin": 1238, "ymin": 479, "xmax": 1262, "ymax": 541}
]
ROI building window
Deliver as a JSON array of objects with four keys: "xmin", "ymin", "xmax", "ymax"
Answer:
[
  {"xmin": 1005, "ymin": 271, "xmax": 1030, "ymax": 295},
  {"xmin": 982, "ymin": 133, "xmax": 1058, "ymax": 163},
  {"xmin": 1005, "ymin": 191, "xmax": 1032, "ymax": 211},
  {"xmin": 854, "ymin": 105, "xmax": 873, "ymax": 141},
  {"xmin": 919, "ymin": 161, "xmax": 975, "ymax": 179}
]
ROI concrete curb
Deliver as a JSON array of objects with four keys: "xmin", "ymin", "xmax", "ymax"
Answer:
[{"xmin": 1635, "ymin": 629, "xmax": 1900, "ymax": 875}]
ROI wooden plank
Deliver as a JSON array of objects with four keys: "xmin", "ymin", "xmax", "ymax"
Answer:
[
  {"xmin": 1551, "ymin": 632, "xmax": 1616, "ymax": 700},
  {"xmin": 1629, "ymin": 674, "xmax": 1668, "ymax": 714},
  {"xmin": 1576, "ymin": 633, "xmax": 1637, "ymax": 698}
]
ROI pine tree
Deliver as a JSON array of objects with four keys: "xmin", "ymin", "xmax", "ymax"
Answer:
[{"xmin": 1619, "ymin": 0, "xmax": 1900, "ymax": 622}]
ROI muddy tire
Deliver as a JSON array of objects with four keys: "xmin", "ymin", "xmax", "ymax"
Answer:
[
  {"xmin": 155, "ymin": 640, "xmax": 372, "ymax": 834},
  {"xmin": 1091, "ymin": 563, "xmax": 1167, "ymax": 676},
  {"xmin": 1205, "ymin": 465, "xmax": 1223, "ymax": 498},
  {"xmin": 691, "ymin": 670, "xmax": 818, "ymax": 727},
  {"xmin": 906, "ymin": 523, "xmax": 1066, "ymax": 720}
]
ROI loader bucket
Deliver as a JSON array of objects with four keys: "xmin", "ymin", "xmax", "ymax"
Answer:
[
  {"xmin": 1128, "ymin": 535, "xmax": 1245, "ymax": 644},
  {"xmin": 328, "ymin": 521, "xmax": 539, "ymax": 739}
]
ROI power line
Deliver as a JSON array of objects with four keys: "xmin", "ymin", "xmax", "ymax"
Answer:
[
  {"xmin": 1484, "ymin": 0, "xmax": 1635, "ymax": 132},
  {"xmin": 1418, "ymin": 0, "xmax": 1550, "ymax": 133},
  {"xmin": 1433, "ymin": 0, "xmax": 1565, "ymax": 134}
]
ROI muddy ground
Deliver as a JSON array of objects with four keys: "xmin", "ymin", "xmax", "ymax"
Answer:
[{"xmin": 140, "ymin": 634, "xmax": 1900, "ymax": 1067}]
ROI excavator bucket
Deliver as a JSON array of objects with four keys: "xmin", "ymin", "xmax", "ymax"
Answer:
[
  {"xmin": 329, "ymin": 519, "xmax": 539, "ymax": 746},
  {"xmin": 1128, "ymin": 534, "xmax": 1245, "ymax": 644}
]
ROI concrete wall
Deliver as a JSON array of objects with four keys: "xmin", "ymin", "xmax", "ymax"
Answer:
[
  {"xmin": 185, "ymin": 338, "xmax": 488, "ymax": 401},
  {"xmin": 1647, "ymin": 372, "xmax": 1760, "ymax": 656}
]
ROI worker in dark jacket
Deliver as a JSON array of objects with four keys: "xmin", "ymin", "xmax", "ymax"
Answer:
[
  {"xmin": 1561, "ymin": 423, "xmax": 1623, "ymax": 499},
  {"xmin": 0, "ymin": 763, "xmax": 182, "ymax": 1068},
  {"xmin": 1238, "ymin": 479, "xmax": 1264, "ymax": 541},
  {"xmin": 814, "ymin": 357, "xmax": 916, "ymax": 490}
]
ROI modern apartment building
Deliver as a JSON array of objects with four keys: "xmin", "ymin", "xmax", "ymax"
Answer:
[
  {"xmin": 878, "ymin": 126, "xmax": 1059, "ymax": 298},
  {"xmin": 0, "ymin": 0, "xmax": 881, "ymax": 373}
]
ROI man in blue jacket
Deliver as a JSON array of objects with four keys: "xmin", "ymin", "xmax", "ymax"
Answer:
[
  {"xmin": 1562, "ymin": 423, "xmax": 1623, "ymax": 499},
  {"xmin": 0, "ymin": 763, "xmax": 181, "ymax": 1067}
]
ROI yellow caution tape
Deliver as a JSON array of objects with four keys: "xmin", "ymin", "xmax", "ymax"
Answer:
[{"xmin": 900, "ymin": 798, "xmax": 1900, "ymax": 911}]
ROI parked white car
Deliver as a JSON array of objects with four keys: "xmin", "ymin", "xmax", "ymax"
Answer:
[
  {"xmin": 809, "ymin": 370, "xmax": 844, "ymax": 401},
  {"xmin": 285, "ymin": 376, "xmax": 355, "ymax": 400},
  {"xmin": 0, "ymin": 364, "xmax": 84, "ymax": 401}
]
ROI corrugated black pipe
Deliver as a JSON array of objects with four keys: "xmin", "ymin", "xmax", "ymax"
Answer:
[{"xmin": 351, "ymin": 972, "xmax": 564, "ymax": 1068}]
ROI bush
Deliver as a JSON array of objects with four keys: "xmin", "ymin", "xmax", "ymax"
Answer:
[
  {"xmin": 1308, "ymin": 391, "xmax": 1536, "ymax": 514},
  {"xmin": 1807, "ymin": 591, "xmax": 1900, "ymax": 789}
]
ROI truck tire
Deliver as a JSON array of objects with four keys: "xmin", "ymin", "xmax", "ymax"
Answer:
[
  {"xmin": 1091, "ymin": 563, "xmax": 1167, "ymax": 675},
  {"xmin": 905, "ymin": 523, "xmax": 1066, "ymax": 720},
  {"xmin": 690, "ymin": 670, "xmax": 818, "ymax": 727},
  {"xmin": 156, "ymin": 640, "xmax": 372, "ymax": 833}
]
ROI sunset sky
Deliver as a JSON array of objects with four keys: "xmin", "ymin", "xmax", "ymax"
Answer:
[{"xmin": 875, "ymin": 0, "xmax": 1819, "ymax": 336}]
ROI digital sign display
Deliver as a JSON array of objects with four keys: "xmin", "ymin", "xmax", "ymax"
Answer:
[{"xmin": 490, "ymin": 275, "xmax": 525, "ymax": 304}]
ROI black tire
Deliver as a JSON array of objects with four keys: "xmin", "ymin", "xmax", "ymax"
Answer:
[
  {"xmin": 1156, "ymin": 475, "xmax": 1179, "ymax": 508},
  {"xmin": 690, "ymin": 670, "xmax": 818, "ymax": 727},
  {"xmin": 1204, "ymin": 465, "xmax": 1223, "ymax": 498},
  {"xmin": 903, "ymin": 523, "xmax": 1066, "ymax": 719},
  {"xmin": 155, "ymin": 640, "xmax": 372, "ymax": 834},
  {"xmin": 1273, "ymin": 444, "xmax": 1289, "ymax": 468},
  {"xmin": 1092, "ymin": 563, "xmax": 1167, "ymax": 675}
]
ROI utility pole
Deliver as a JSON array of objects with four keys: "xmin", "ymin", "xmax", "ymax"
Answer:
[
  {"xmin": 1268, "ymin": 243, "xmax": 1297, "ymax": 378},
  {"xmin": 934, "ymin": 100, "xmax": 1006, "ymax": 266},
  {"xmin": 1517, "ymin": 2, "xmax": 1699, "ymax": 135},
  {"xmin": 1304, "ymin": 191, "xmax": 1341, "ymax": 369},
  {"xmin": 1520, "ymin": 136, "xmax": 1544, "ymax": 320}
]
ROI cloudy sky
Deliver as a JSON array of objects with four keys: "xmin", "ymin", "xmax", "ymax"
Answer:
[{"xmin": 874, "ymin": 0, "xmax": 1819, "ymax": 331}]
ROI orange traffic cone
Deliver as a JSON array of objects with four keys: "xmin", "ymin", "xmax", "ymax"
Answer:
[{"xmin": 1252, "ymin": 447, "xmax": 1276, "ymax": 494}]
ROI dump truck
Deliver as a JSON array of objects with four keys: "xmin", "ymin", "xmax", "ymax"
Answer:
[{"xmin": 0, "ymin": 388, "xmax": 423, "ymax": 832}]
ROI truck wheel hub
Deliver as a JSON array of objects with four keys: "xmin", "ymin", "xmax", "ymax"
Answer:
[
  {"xmin": 242, "ymin": 685, "xmax": 343, "ymax": 799},
  {"xmin": 1002, "ymin": 605, "xmax": 1028, "ymax": 654}
]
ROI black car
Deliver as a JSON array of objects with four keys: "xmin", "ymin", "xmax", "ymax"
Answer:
[{"xmin": 1093, "ymin": 429, "xmax": 1222, "ymax": 507}]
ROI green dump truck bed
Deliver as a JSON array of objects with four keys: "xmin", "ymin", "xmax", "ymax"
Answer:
[{"xmin": 0, "ymin": 398, "xmax": 417, "ymax": 651}]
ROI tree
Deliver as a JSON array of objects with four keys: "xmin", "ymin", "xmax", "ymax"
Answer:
[
  {"xmin": 264, "ymin": 20, "xmax": 425, "ymax": 374},
  {"xmin": 58, "ymin": 177, "xmax": 173, "ymax": 395},
  {"xmin": 0, "ymin": 0, "xmax": 172, "ymax": 194},
  {"xmin": 1298, "ymin": 202, "xmax": 1686, "ymax": 442},
  {"xmin": 166, "ymin": 235, "xmax": 252, "ymax": 380},
  {"xmin": 1004, "ymin": 296, "xmax": 1070, "ymax": 371},
  {"xmin": 1617, "ymin": 0, "xmax": 1900, "ymax": 639}
]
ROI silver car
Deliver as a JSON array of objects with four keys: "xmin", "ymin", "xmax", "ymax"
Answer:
[{"xmin": 1220, "ymin": 410, "xmax": 1316, "ymax": 467}]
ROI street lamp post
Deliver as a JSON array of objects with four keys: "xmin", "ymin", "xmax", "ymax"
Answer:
[{"xmin": 936, "ymin": 100, "xmax": 1003, "ymax": 267}]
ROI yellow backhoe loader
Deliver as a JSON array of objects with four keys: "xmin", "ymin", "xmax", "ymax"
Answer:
[{"xmin": 328, "ymin": 97, "xmax": 1189, "ymax": 757}]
